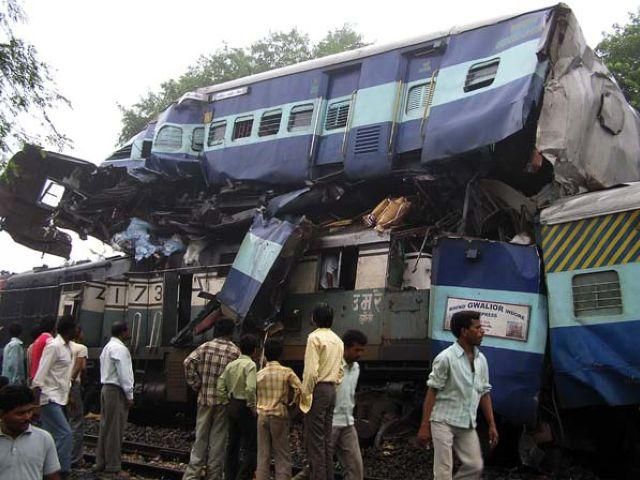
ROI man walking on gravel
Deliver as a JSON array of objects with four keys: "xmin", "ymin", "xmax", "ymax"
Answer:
[
  {"xmin": 417, "ymin": 310, "xmax": 499, "ymax": 480},
  {"xmin": 183, "ymin": 317, "xmax": 240, "ymax": 480},
  {"xmin": 95, "ymin": 321, "xmax": 134, "ymax": 480}
]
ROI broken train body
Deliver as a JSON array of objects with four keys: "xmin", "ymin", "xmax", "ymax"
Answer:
[{"xmin": 1, "ymin": 3, "xmax": 640, "ymax": 474}]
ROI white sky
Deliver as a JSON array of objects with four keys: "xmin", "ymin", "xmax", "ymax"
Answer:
[{"xmin": 1, "ymin": 0, "xmax": 638, "ymax": 273}]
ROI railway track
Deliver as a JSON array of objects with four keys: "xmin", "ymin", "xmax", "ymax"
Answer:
[{"xmin": 83, "ymin": 434, "xmax": 386, "ymax": 480}]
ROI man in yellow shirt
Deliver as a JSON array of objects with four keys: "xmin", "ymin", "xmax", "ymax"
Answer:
[
  {"xmin": 300, "ymin": 303, "xmax": 344, "ymax": 480},
  {"xmin": 217, "ymin": 334, "xmax": 258, "ymax": 480}
]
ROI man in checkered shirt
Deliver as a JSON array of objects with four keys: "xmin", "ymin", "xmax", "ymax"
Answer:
[
  {"xmin": 255, "ymin": 338, "xmax": 302, "ymax": 480},
  {"xmin": 183, "ymin": 317, "xmax": 240, "ymax": 480}
]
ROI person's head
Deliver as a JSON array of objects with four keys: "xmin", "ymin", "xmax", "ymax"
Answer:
[
  {"xmin": 239, "ymin": 334, "xmax": 258, "ymax": 356},
  {"xmin": 57, "ymin": 316, "xmax": 76, "ymax": 343},
  {"xmin": 8, "ymin": 322, "xmax": 22, "ymax": 338},
  {"xmin": 342, "ymin": 330, "xmax": 368, "ymax": 364},
  {"xmin": 450, "ymin": 310, "xmax": 483, "ymax": 346},
  {"xmin": 111, "ymin": 321, "xmax": 130, "ymax": 340},
  {"xmin": 0, "ymin": 385, "xmax": 36, "ymax": 436},
  {"xmin": 29, "ymin": 325, "xmax": 41, "ymax": 342},
  {"xmin": 39, "ymin": 315, "xmax": 56, "ymax": 335},
  {"xmin": 312, "ymin": 303, "xmax": 334, "ymax": 328},
  {"xmin": 73, "ymin": 325, "xmax": 84, "ymax": 342},
  {"xmin": 264, "ymin": 338, "xmax": 284, "ymax": 362},
  {"xmin": 214, "ymin": 317, "xmax": 235, "ymax": 338}
]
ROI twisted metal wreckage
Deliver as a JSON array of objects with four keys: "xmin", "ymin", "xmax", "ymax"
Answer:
[{"xmin": 1, "ymin": 4, "xmax": 640, "ymax": 334}]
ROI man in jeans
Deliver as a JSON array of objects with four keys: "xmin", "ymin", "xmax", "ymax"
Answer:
[
  {"xmin": 95, "ymin": 321, "xmax": 134, "ymax": 479},
  {"xmin": 417, "ymin": 310, "xmax": 499, "ymax": 480},
  {"xmin": 217, "ymin": 334, "xmax": 258, "ymax": 480},
  {"xmin": 68, "ymin": 326, "xmax": 88, "ymax": 467},
  {"xmin": 300, "ymin": 303, "xmax": 344, "ymax": 480},
  {"xmin": 332, "ymin": 330, "xmax": 367, "ymax": 480},
  {"xmin": 183, "ymin": 318, "xmax": 240, "ymax": 480},
  {"xmin": 32, "ymin": 316, "xmax": 76, "ymax": 477}
]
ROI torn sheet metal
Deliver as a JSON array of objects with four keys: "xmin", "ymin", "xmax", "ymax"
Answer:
[
  {"xmin": 536, "ymin": 5, "xmax": 640, "ymax": 194},
  {"xmin": 217, "ymin": 212, "xmax": 312, "ymax": 328},
  {"xmin": 0, "ymin": 145, "xmax": 96, "ymax": 258}
]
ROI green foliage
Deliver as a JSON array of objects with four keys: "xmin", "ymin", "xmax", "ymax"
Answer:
[
  {"xmin": 597, "ymin": 9, "xmax": 640, "ymax": 110},
  {"xmin": 0, "ymin": 0, "xmax": 70, "ymax": 153},
  {"xmin": 117, "ymin": 24, "xmax": 367, "ymax": 144}
]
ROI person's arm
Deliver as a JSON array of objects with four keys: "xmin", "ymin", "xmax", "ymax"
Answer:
[
  {"xmin": 288, "ymin": 370, "xmax": 303, "ymax": 406},
  {"xmin": 43, "ymin": 431, "xmax": 62, "ymax": 479},
  {"xmin": 480, "ymin": 393, "xmax": 499, "ymax": 448},
  {"xmin": 183, "ymin": 348, "xmax": 202, "ymax": 392},
  {"xmin": 217, "ymin": 366, "xmax": 229, "ymax": 405},
  {"xmin": 113, "ymin": 346, "xmax": 134, "ymax": 406},
  {"xmin": 245, "ymin": 361, "xmax": 257, "ymax": 413},
  {"xmin": 71, "ymin": 354, "xmax": 87, "ymax": 383},
  {"xmin": 301, "ymin": 335, "xmax": 319, "ymax": 396},
  {"xmin": 32, "ymin": 343, "xmax": 57, "ymax": 400},
  {"xmin": 16, "ymin": 343, "xmax": 26, "ymax": 383},
  {"xmin": 417, "ymin": 387, "xmax": 438, "ymax": 446}
]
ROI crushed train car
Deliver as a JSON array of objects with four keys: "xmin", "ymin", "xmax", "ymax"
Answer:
[{"xmin": 1, "ymin": 3, "xmax": 640, "ymax": 476}]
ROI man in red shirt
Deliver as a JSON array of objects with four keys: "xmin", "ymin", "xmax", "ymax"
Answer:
[{"xmin": 29, "ymin": 316, "xmax": 56, "ymax": 380}]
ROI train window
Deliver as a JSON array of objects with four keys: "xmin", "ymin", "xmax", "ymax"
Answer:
[
  {"xmin": 325, "ymin": 100, "xmax": 350, "ymax": 130},
  {"xmin": 288, "ymin": 104, "xmax": 314, "ymax": 131},
  {"xmin": 208, "ymin": 121, "xmax": 226, "ymax": 146},
  {"xmin": 572, "ymin": 270, "xmax": 623, "ymax": 317},
  {"xmin": 191, "ymin": 127, "xmax": 204, "ymax": 151},
  {"xmin": 406, "ymin": 82, "xmax": 433, "ymax": 115},
  {"xmin": 39, "ymin": 179, "xmax": 65, "ymax": 209},
  {"xmin": 464, "ymin": 58, "xmax": 500, "ymax": 92},
  {"xmin": 258, "ymin": 110, "xmax": 282, "ymax": 137},
  {"xmin": 318, "ymin": 247, "xmax": 358, "ymax": 291},
  {"xmin": 232, "ymin": 116, "xmax": 254, "ymax": 140},
  {"xmin": 155, "ymin": 125, "xmax": 183, "ymax": 151}
]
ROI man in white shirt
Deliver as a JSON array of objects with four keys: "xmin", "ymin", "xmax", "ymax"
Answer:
[
  {"xmin": 0, "ymin": 385, "xmax": 61, "ymax": 480},
  {"xmin": 32, "ymin": 316, "xmax": 76, "ymax": 477},
  {"xmin": 332, "ymin": 330, "xmax": 367, "ymax": 480},
  {"xmin": 95, "ymin": 321, "xmax": 134, "ymax": 478},
  {"xmin": 68, "ymin": 326, "xmax": 88, "ymax": 467}
]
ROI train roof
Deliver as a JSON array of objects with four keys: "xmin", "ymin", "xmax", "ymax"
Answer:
[
  {"xmin": 540, "ymin": 182, "xmax": 640, "ymax": 225},
  {"xmin": 188, "ymin": 3, "xmax": 559, "ymax": 101}
]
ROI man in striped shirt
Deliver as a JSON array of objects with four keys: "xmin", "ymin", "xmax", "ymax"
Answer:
[
  {"xmin": 256, "ymin": 338, "xmax": 302, "ymax": 480},
  {"xmin": 301, "ymin": 303, "xmax": 344, "ymax": 480},
  {"xmin": 417, "ymin": 310, "xmax": 499, "ymax": 480},
  {"xmin": 183, "ymin": 318, "xmax": 240, "ymax": 480}
]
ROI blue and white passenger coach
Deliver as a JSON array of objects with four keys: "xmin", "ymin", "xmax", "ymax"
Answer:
[{"xmin": 107, "ymin": 6, "xmax": 555, "ymax": 187}]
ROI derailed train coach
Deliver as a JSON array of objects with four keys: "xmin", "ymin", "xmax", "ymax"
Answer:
[{"xmin": 0, "ymin": 2, "xmax": 640, "ymax": 475}]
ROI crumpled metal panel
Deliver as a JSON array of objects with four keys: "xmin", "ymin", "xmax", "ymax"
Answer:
[{"xmin": 537, "ymin": 6, "xmax": 640, "ymax": 194}]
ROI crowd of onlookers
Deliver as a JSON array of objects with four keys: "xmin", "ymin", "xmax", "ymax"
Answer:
[
  {"xmin": 0, "ymin": 305, "xmax": 496, "ymax": 480},
  {"xmin": 0, "ymin": 315, "xmax": 133, "ymax": 480}
]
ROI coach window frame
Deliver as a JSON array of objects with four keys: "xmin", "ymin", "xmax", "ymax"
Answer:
[
  {"xmin": 571, "ymin": 269, "xmax": 623, "ymax": 318},
  {"xmin": 155, "ymin": 125, "xmax": 183, "ymax": 151},
  {"xmin": 232, "ymin": 115, "xmax": 254, "ymax": 141},
  {"xmin": 288, "ymin": 103, "xmax": 315, "ymax": 132}
]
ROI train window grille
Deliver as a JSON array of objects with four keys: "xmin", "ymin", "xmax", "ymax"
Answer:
[
  {"xmin": 464, "ymin": 58, "xmax": 500, "ymax": 92},
  {"xmin": 233, "ymin": 117, "xmax": 254, "ymax": 140},
  {"xmin": 155, "ymin": 125, "xmax": 183, "ymax": 151},
  {"xmin": 325, "ymin": 101, "xmax": 350, "ymax": 130},
  {"xmin": 572, "ymin": 270, "xmax": 623, "ymax": 317},
  {"xmin": 191, "ymin": 127, "xmax": 204, "ymax": 152},
  {"xmin": 258, "ymin": 110, "xmax": 282, "ymax": 137},
  {"xmin": 208, "ymin": 121, "xmax": 226, "ymax": 146},
  {"xmin": 406, "ymin": 82, "xmax": 433, "ymax": 115},
  {"xmin": 288, "ymin": 104, "xmax": 314, "ymax": 131}
]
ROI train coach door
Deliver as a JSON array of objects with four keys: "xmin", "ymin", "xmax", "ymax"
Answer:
[
  {"xmin": 77, "ymin": 282, "xmax": 107, "ymax": 348},
  {"xmin": 394, "ymin": 42, "xmax": 446, "ymax": 158},
  {"xmin": 429, "ymin": 236, "xmax": 547, "ymax": 425},
  {"xmin": 313, "ymin": 65, "xmax": 361, "ymax": 178}
]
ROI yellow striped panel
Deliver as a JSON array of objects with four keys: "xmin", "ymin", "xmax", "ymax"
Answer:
[{"xmin": 541, "ymin": 211, "xmax": 640, "ymax": 273}]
